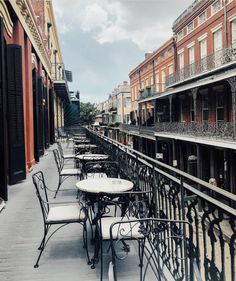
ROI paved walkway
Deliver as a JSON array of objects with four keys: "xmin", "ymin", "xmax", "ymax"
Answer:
[{"xmin": 0, "ymin": 144, "xmax": 155, "ymax": 281}]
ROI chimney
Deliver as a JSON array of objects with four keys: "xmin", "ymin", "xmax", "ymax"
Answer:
[{"xmin": 145, "ymin": 53, "xmax": 152, "ymax": 59}]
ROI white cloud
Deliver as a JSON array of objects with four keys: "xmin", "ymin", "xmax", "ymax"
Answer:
[{"xmin": 53, "ymin": 0, "xmax": 193, "ymax": 51}]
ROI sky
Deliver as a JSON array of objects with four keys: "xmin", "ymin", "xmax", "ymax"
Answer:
[{"xmin": 53, "ymin": 0, "xmax": 193, "ymax": 103}]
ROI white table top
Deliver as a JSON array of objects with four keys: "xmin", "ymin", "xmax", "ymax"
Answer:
[
  {"xmin": 74, "ymin": 144, "xmax": 97, "ymax": 148},
  {"xmin": 74, "ymin": 139, "xmax": 90, "ymax": 143},
  {"xmin": 76, "ymin": 178, "xmax": 133, "ymax": 194},
  {"xmin": 76, "ymin": 154, "xmax": 108, "ymax": 161}
]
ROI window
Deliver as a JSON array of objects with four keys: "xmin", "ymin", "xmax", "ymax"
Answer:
[
  {"xmin": 199, "ymin": 11, "xmax": 206, "ymax": 24},
  {"xmin": 213, "ymin": 29, "xmax": 222, "ymax": 52},
  {"xmin": 155, "ymin": 73, "xmax": 159, "ymax": 92},
  {"xmin": 232, "ymin": 19, "xmax": 236, "ymax": 47},
  {"xmin": 212, "ymin": 0, "xmax": 221, "ymax": 14},
  {"xmin": 124, "ymin": 97, "xmax": 131, "ymax": 107},
  {"xmin": 200, "ymin": 38, "xmax": 207, "ymax": 71},
  {"xmin": 177, "ymin": 30, "xmax": 184, "ymax": 41},
  {"xmin": 150, "ymin": 75, "xmax": 154, "ymax": 85},
  {"xmin": 216, "ymin": 92, "xmax": 224, "ymax": 123},
  {"xmin": 187, "ymin": 22, "xmax": 194, "ymax": 33},
  {"xmin": 188, "ymin": 46, "xmax": 195, "ymax": 64},
  {"xmin": 145, "ymin": 78, "xmax": 149, "ymax": 87},
  {"xmin": 202, "ymin": 95, "xmax": 208, "ymax": 123},
  {"xmin": 179, "ymin": 52, "xmax": 184, "ymax": 69},
  {"xmin": 188, "ymin": 46, "xmax": 195, "ymax": 76},
  {"xmin": 141, "ymin": 80, "xmax": 144, "ymax": 89},
  {"xmin": 168, "ymin": 65, "xmax": 173, "ymax": 75},
  {"xmin": 161, "ymin": 70, "xmax": 166, "ymax": 91},
  {"xmin": 191, "ymin": 97, "xmax": 195, "ymax": 123},
  {"xmin": 200, "ymin": 38, "xmax": 207, "ymax": 59}
]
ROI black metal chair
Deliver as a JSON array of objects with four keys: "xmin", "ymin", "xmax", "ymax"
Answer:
[
  {"xmin": 57, "ymin": 141, "xmax": 75, "ymax": 162},
  {"xmin": 94, "ymin": 191, "xmax": 153, "ymax": 281},
  {"xmin": 32, "ymin": 171, "xmax": 90, "ymax": 268},
  {"xmin": 108, "ymin": 218, "xmax": 200, "ymax": 281},
  {"xmin": 53, "ymin": 149, "xmax": 82, "ymax": 198},
  {"xmin": 85, "ymin": 161, "xmax": 119, "ymax": 179}
]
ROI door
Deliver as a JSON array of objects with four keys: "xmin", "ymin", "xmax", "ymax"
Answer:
[
  {"xmin": 37, "ymin": 76, "xmax": 44, "ymax": 157},
  {"xmin": 43, "ymin": 86, "xmax": 50, "ymax": 149},
  {"xmin": 6, "ymin": 44, "xmax": 26, "ymax": 185},
  {"xmin": 0, "ymin": 17, "xmax": 8, "ymax": 199},
  {"xmin": 32, "ymin": 68, "xmax": 40, "ymax": 162},
  {"xmin": 49, "ymin": 89, "xmax": 55, "ymax": 144},
  {"xmin": 213, "ymin": 29, "xmax": 222, "ymax": 67}
]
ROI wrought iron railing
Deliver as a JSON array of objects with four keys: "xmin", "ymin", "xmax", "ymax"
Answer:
[
  {"xmin": 139, "ymin": 84, "xmax": 166, "ymax": 101},
  {"xmin": 87, "ymin": 128, "xmax": 236, "ymax": 281},
  {"xmin": 173, "ymin": 0, "xmax": 201, "ymax": 27},
  {"xmin": 155, "ymin": 122, "xmax": 235, "ymax": 140},
  {"xmin": 166, "ymin": 47, "xmax": 236, "ymax": 87},
  {"xmin": 119, "ymin": 124, "xmax": 155, "ymax": 136},
  {"xmin": 51, "ymin": 63, "xmax": 67, "ymax": 81}
]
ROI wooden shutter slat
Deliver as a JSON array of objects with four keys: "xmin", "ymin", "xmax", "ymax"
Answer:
[
  {"xmin": 6, "ymin": 44, "xmax": 26, "ymax": 185},
  {"xmin": 0, "ymin": 17, "xmax": 8, "ymax": 199}
]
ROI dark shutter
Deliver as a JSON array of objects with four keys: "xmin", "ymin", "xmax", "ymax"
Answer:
[
  {"xmin": 6, "ymin": 44, "xmax": 26, "ymax": 185},
  {"xmin": 49, "ymin": 89, "xmax": 55, "ymax": 144},
  {"xmin": 0, "ymin": 17, "xmax": 8, "ymax": 199},
  {"xmin": 43, "ymin": 86, "xmax": 49, "ymax": 148},
  {"xmin": 37, "ymin": 77, "xmax": 44, "ymax": 157},
  {"xmin": 32, "ymin": 68, "xmax": 39, "ymax": 162}
]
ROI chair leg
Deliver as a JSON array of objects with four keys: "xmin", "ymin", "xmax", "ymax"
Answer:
[
  {"xmin": 83, "ymin": 223, "xmax": 91, "ymax": 265},
  {"xmin": 54, "ymin": 176, "xmax": 62, "ymax": 198},
  {"xmin": 34, "ymin": 227, "xmax": 49, "ymax": 268},
  {"xmin": 38, "ymin": 225, "xmax": 49, "ymax": 250},
  {"xmin": 100, "ymin": 239, "xmax": 103, "ymax": 281},
  {"xmin": 138, "ymin": 239, "xmax": 145, "ymax": 281}
]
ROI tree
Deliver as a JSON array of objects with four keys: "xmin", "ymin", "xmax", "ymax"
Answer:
[{"xmin": 79, "ymin": 102, "xmax": 96, "ymax": 125}]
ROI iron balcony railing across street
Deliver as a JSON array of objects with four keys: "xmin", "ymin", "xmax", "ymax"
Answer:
[
  {"xmin": 166, "ymin": 47, "xmax": 236, "ymax": 87},
  {"xmin": 87, "ymin": 127, "xmax": 236, "ymax": 281},
  {"xmin": 119, "ymin": 124, "xmax": 155, "ymax": 136},
  {"xmin": 120, "ymin": 122, "xmax": 236, "ymax": 141},
  {"xmin": 155, "ymin": 121, "xmax": 236, "ymax": 140},
  {"xmin": 139, "ymin": 84, "xmax": 166, "ymax": 101}
]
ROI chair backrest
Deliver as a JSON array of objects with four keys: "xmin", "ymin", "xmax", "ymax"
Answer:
[
  {"xmin": 32, "ymin": 171, "xmax": 49, "ymax": 223},
  {"xmin": 109, "ymin": 218, "xmax": 197, "ymax": 281},
  {"xmin": 56, "ymin": 141, "xmax": 64, "ymax": 157},
  {"xmin": 97, "ymin": 190, "xmax": 153, "ymax": 220},
  {"xmin": 58, "ymin": 127, "xmax": 67, "ymax": 138},
  {"xmin": 85, "ymin": 161, "xmax": 119, "ymax": 178},
  {"xmin": 53, "ymin": 149, "xmax": 63, "ymax": 173}
]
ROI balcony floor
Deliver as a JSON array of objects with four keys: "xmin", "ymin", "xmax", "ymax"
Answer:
[{"xmin": 0, "ymin": 143, "xmax": 159, "ymax": 281}]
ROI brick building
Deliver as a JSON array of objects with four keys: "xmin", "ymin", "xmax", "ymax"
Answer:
[
  {"xmin": 120, "ymin": 38, "xmax": 175, "ymax": 156},
  {"xmin": 0, "ymin": 0, "xmax": 70, "ymax": 201},
  {"xmin": 118, "ymin": 0, "xmax": 236, "ymax": 193},
  {"xmin": 155, "ymin": 0, "xmax": 236, "ymax": 193}
]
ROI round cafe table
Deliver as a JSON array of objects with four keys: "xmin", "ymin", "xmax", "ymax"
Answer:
[
  {"xmin": 74, "ymin": 144, "xmax": 97, "ymax": 149},
  {"xmin": 76, "ymin": 177, "xmax": 133, "ymax": 194},
  {"xmin": 76, "ymin": 154, "xmax": 109, "ymax": 175},
  {"xmin": 76, "ymin": 154, "xmax": 108, "ymax": 161}
]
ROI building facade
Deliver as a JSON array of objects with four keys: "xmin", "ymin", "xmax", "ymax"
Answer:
[
  {"xmin": 117, "ymin": 0, "xmax": 236, "ymax": 194},
  {"xmin": 0, "ymin": 0, "xmax": 70, "ymax": 201},
  {"xmin": 155, "ymin": 0, "xmax": 236, "ymax": 194}
]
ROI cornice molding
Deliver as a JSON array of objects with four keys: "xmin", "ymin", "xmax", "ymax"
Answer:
[
  {"xmin": 9, "ymin": 0, "xmax": 51, "ymax": 76},
  {"xmin": 0, "ymin": 0, "xmax": 13, "ymax": 37}
]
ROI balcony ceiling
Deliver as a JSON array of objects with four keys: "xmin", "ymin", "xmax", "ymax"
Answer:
[
  {"xmin": 159, "ymin": 67, "xmax": 236, "ymax": 100},
  {"xmin": 54, "ymin": 81, "xmax": 70, "ymax": 103}
]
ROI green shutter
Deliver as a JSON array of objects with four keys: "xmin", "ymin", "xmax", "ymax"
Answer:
[{"xmin": 6, "ymin": 44, "xmax": 26, "ymax": 185}]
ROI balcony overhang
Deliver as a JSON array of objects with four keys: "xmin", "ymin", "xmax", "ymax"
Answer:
[
  {"xmin": 158, "ymin": 67, "xmax": 236, "ymax": 100},
  {"xmin": 54, "ymin": 80, "xmax": 70, "ymax": 103},
  {"xmin": 138, "ymin": 95, "xmax": 158, "ymax": 103},
  {"xmin": 155, "ymin": 132, "xmax": 236, "ymax": 150},
  {"xmin": 119, "ymin": 125, "xmax": 155, "ymax": 140}
]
